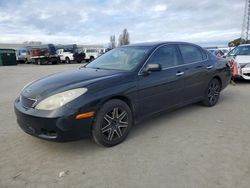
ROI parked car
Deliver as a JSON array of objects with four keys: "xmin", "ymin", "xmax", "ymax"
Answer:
[
  {"xmin": 26, "ymin": 44, "xmax": 59, "ymax": 65},
  {"xmin": 83, "ymin": 48, "xmax": 99, "ymax": 61},
  {"xmin": 98, "ymin": 48, "xmax": 110, "ymax": 56},
  {"xmin": 219, "ymin": 48, "xmax": 230, "ymax": 56},
  {"xmin": 207, "ymin": 49, "xmax": 225, "ymax": 58},
  {"xmin": 14, "ymin": 42, "xmax": 231, "ymax": 147},
  {"xmin": 16, "ymin": 48, "xmax": 28, "ymax": 63},
  {"xmin": 226, "ymin": 44, "xmax": 250, "ymax": 80}
]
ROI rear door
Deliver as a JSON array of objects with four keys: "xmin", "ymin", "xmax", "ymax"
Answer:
[
  {"xmin": 138, "ymin": 44, "xmax": 185, "ymax": 117},
  {"xmin": 178, "ymin": 44, "xmax": 210, "ymax": 103}
]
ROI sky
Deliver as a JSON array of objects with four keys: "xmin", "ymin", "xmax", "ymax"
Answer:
[{"xmin": 0, "ymin": 0, "xmax": 245, "ymax": 46}]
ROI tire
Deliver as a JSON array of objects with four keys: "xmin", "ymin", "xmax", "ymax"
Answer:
[
  {"xmin": 92, "ymin": 99, "xmax": 133, "ymax": 147},
  {"xmin": 37, "ymin": 60, "xmax": 41, "ymax": 65},
  {"xmin": 89, "ymin": 56, "xmax": 94, "ymax": 62},
  {"xmin": 65, "ymin": 57, "xmax": 70, "ymax": 64},
  {"xmin": 202, "ymin": 78, "xmax": 221, "ymax": 107}
]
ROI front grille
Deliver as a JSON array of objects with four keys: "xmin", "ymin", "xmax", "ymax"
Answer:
[
  {"xmin": 243, "ymin": 73, "xmax": 250, "ymax": 76},
  {"xmin": 20, "ymin": 95, "xmax": 37, "ymax": 108}
]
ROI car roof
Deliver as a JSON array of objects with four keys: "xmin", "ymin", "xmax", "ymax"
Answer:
[{"xmin": 121, "ymin": 41, "xmax": 199, "ymax": 48}]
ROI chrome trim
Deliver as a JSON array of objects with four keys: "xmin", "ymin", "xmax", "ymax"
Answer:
[
  {"xmin": 20, "ymin": 96, "xmax": 38, "ymax": 108},
  {"xmin": 176, "ymin": 72, "xmax": 185, "ymax": 76},
  {"xmin": 30, "ymin": 98, "xmax": 38, "ymax": 108},
  {"xmin": 206, "ymin": 65, "xmax": 213, "ymax": 70},
  {"xmin": 138, "ymin": 43, "xmax": 209, "ymax": 75}
]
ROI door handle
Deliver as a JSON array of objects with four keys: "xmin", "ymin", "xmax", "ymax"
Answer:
[
  {"xmin": 195, "ymin": 65, "xmax": 203, "ymax": 69},
  {"xmin": 206, "ymin": 65, "xmax": 213, "ymax": 70},
  {"xmin": 176, "ymin": 72, "xmax": 184, "ymax": 76}
]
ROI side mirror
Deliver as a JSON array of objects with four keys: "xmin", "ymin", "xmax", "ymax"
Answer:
[{"xmin": 143, "ymin": 64, "xmax": 161, "ymax": 75}]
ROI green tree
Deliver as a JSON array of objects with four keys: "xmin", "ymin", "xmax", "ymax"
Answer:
[{"xmin": 228, "ymin": 38, "xmax": 250, "ymax": 47}]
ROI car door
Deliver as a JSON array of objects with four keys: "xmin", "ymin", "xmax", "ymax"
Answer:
[
  {"xmin": 137, "ymin": 44, "xmax": 185, "ymax": 118},
  {"xmin": 178, "ymin": 44, "xmax": 209, "ymax": 103}
]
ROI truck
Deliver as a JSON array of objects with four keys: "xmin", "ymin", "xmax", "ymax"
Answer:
[
  {"xmin": 26, "ymin": 44, "xmax": 59, "ymax": 65},
  {"xmin": 82, "ymin": 48, "xmax": 100, "ymax": 62},
  {"xmin": 16, "ymin": 48, "xmax": 28, "ymax": 63},
  {"xmin": 56, "ymin": 44, "xmax": 77, "ymax": 63}
]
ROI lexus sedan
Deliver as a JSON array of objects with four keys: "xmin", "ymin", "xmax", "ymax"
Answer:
[{"xmin": 14, "ymin": 42, "xmax": 232, "ymax": 147}]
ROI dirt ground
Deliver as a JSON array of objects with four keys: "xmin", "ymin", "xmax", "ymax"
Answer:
[{"xmin": 0, "ymin": 64, "xmax": 249, "ymax": 188}]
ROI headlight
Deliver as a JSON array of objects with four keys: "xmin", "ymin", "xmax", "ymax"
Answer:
[{"xmin": 35, "ymin": 88, "xmax": 88, "ymax": 110}]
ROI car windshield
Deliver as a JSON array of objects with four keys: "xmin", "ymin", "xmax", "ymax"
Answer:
[
  {"xmin": 229, "ymin": 46, "xmax": 250, "ymax": 56},
  {"xmin": 86, "ymin": 46, "xmax": 150, "ymax": 71},
  {"xmin": 20, "ymin": 49, "xmax": 27, "ymax": 53}
]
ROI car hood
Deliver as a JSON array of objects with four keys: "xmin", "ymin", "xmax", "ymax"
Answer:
[
  {"xmin": 21, "ymin": 67, "xmax": 124, "ymax": 99},
  {"xmin": 231, "ymin": 55, "xmax": 250, "ymax": 64}
]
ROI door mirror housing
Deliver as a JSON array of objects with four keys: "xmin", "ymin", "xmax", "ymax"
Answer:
[{"xmin": 143, "ymin": 64, "xmax": 162, "ymax": 74}]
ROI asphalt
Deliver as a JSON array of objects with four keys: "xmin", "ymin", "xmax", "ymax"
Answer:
[{"xmin": 0, "ymin": 64, "xmax": 250, "ymax": 188}]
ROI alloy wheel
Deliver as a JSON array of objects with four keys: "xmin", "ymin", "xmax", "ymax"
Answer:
[
  {"xmin": 207, "ymin": 80, "xmax": 220, "ymax": 105},
  {"xmin": 101, "ymin": 107, "xmax": 129, "ymax": 141}
]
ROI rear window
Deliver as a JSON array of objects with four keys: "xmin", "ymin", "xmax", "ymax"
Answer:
[{"xmin": 179, "ymin": 44, "xmax": 205, "ymax": 64}]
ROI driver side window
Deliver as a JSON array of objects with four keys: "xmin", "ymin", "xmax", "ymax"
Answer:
[{"xmin": 148, "ymin": 45, "xmax": 180, "ymax": 69}]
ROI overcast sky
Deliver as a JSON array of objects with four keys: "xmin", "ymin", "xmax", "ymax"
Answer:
[{"xmin": 0, "ymin": 0, "xmax": 245, "ymax": 46}]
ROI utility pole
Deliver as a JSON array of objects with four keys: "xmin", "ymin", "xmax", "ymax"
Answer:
[{"xmin": 241, "ymin": 0, "xmax": 250, "ymax": 44}]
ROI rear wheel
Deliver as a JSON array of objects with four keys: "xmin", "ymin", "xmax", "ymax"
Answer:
[
  {"xmin": 202, "ymin": 78, "xmax": 221, "ymax": 106},
  {"xmin": 92, "ymin": 99, "xmax": 133, "ymax": 147}
]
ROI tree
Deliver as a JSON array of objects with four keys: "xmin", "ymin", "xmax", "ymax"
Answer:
[
  {"xmin": 109, "ymin": 35, "xmax": 116, "ymax": 49},
  {"xmin": 118, "ymin": 29, "xmax": 130, "ymax": 46},
  {"xmin": 228, "ymin": 38, "xmax": 250, "ymax": 47}
]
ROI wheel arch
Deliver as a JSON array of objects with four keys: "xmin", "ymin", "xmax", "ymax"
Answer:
[
  {"xmin": 100, "ymin": 95, "xmax": 136, "ymax": 122},
  {"xmin": 213, "ymin": 75, "xmax": 222, "ymax": 89}
]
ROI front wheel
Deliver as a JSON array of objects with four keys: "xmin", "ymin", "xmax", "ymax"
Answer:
[
  {"xmin": 92, "ymin": 99, "xmax": 133, "ymax": 147},
  {"xmin": 202, "ymin": 78, "xmax": 221, "ymax": 107},
  {"xmin": 65, "ymin": 57, "xmax": 71, "ymax": 64},
  {"xmin": 89, "ymin": 56, "xmax": 94, "ymax": 62}
]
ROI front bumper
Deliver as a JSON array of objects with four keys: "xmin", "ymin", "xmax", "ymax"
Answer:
[{"xmin": 14, "ymin": 99, "xmax": 93, "ymax": 142}]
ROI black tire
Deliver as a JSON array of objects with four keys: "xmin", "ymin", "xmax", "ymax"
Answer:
[
  {"xmin": 202, "ymin": 78, "xmax": 221, "ymax": 107},
  {"xmin": 65, "ymin": 57, "xmax": 71, "ymax": 64},
  {"xmin": 92, "ymin": 99, "xmax": 133, "ymax": 147},
  {"xmin": 89, "ymin": 56, "xmax": 94, "ymax": 62}
]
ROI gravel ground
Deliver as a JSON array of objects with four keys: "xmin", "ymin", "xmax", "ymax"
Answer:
[{"xmin": 0, "ymin": 64, "xmax": 249, "ymax": 188}]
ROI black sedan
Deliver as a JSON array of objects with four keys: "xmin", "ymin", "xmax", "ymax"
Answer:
[{"xmin": 14, "ymin": 42, "xmax": 232, "ymax": 147}]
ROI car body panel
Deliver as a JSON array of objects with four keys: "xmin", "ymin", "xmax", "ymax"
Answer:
[{"xmin": 14, "ymin": 42, "xmax": 232, "ymax": 141}]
